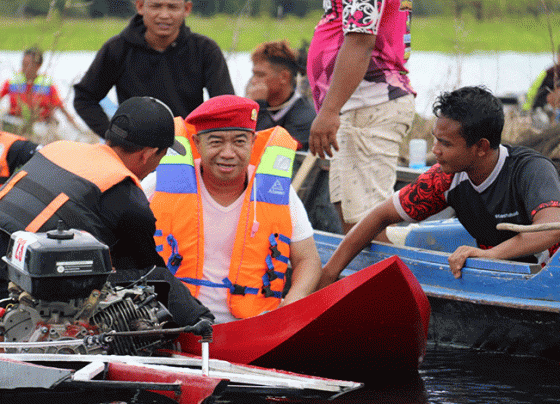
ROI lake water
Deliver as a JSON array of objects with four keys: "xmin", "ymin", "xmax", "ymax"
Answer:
[
  {"xmin": 2, "ymin": 49, "xmax": 560, "ymax": 403},
  {"xmin": 0, "ymin": 50, "xmax": 556, "ymax": 138},
  {"xmin": 218, "ymin": 344, "xmax": 560, "ymax": 403}
]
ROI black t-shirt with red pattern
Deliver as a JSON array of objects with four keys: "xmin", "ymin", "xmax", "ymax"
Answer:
[{"xmin": 395, "ymin": 145, "xmax": 560, "ymax": 260}]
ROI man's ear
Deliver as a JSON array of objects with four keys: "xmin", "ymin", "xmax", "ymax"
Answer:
[
  {"xmin": 140, "ymin": 146, "xmax": 159, "ymax": 163},
  {"xmin": 279, "ymin": 69, "xmax": 291, "ymax": 85},
  {"xmin": 475, "ymin": 138, "xmax": 492, "ymax": 157},
  {"xmin": 185, "ymin": 1, "xmax": 193, "ymax": 16},
  {"xmin": 135, "ymin": 0, "xmax": 144, "ymax": 14}
]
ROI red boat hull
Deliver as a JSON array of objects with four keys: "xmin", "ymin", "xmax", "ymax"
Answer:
[
  {"xmin": 106, "ymin": 362, "xmax": 226, "ymax": 404},
  {"xmin": 176, "ymin": 256, "xmax": 430, "ymax": 381}
]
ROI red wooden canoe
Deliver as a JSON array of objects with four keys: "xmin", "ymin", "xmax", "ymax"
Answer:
[{"xmin": 176, "ymin": 255, "xmax": 431, "ymax": 381}]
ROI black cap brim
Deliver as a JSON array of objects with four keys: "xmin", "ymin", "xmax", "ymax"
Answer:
[{"xmin": 171, "ymin": 138, "xmax": 187, "ymax": 156}]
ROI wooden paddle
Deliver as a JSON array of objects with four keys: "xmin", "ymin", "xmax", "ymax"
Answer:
[
  {"xmin": 496, "ymin": 222, "xmax": 560, "ymax": 232},
  {"xmin": 292, "ymin": 152, "xmax": 319, "ymax": 193}
]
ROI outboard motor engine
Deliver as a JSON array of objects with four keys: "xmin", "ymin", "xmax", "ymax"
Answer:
[{"xmin": 0, "ymin": 224, "xmax": 174, "ymax": 355}]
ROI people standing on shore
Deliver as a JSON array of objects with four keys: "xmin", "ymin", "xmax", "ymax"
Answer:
[
  {"xmin": 0, "ymin": 47, "xmax": 81, "ymax": 138},
  {"xmin": 73, "ymin": 0, "xmax": 235, "ymax": 138},
  {"xmin": 245, "ymin": 40, "xmax": 316, "ymax": 151},
  {"xmin": 306, "ymin": 0, "xmax": 416, "ymax": 234}
]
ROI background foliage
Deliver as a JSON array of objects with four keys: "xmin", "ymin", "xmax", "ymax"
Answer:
[
  {"xmin": 0, "ymin": 0, "xmax": 559, "ymax": 18},
  {"xmin": 0, "ymin": 0, "xmax": 557, "ymax": 54}
]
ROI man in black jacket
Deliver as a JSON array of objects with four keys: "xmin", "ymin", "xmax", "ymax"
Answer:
[
  {"xmin": 74, "ymin": 0, "xmax": 235, "ymax": 138},
  {"xmin": 245, "ymin": 40, "xmax": 316, "ymax": 151}
]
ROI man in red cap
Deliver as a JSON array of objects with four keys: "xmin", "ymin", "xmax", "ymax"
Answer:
[{"xmin": 147, "ymin": 95, "xmax": 322, "ymax": 323}]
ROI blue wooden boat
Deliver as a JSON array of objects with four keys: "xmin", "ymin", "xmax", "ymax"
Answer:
[{"xmin": 314, "ymin": 219, "xmax": 560, "ymax": 361}]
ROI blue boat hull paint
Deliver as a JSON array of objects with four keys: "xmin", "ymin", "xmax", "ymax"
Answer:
[{"xmin": 314, "ymin": 220, "xmax": 560, "ymax": 359}]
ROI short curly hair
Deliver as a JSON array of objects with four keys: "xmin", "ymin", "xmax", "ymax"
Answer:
[
  {"xmin": 251, "ymin": 40, "xmax": 305, "ymax": 87},
  {"xmin": 432, "ymin": 86, "xmax": 504, "ymax": 149}
]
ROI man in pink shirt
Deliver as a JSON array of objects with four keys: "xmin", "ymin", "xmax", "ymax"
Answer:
[{"xmin": 307, "ymin": 0, "xmax": 416, "ymax": 234}]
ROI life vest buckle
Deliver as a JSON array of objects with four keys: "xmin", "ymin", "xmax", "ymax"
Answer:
[
  {"xmin": 269, "ymin": 245, "xmax": 281, "ymax": 258},
  {"xmin": 267, "ymin": 268, "xmax": 278, "ymax": 282},
  {"xmin": 170, "ymin": 254, "xmax": 183, "ymax": 267},
  {"xmin": 261, "ymin": 285, "xmax": 275, "ymax": 298},
  {"xmin": 231, "ymin": 284, "xmax": 246, "ymax": 296}
]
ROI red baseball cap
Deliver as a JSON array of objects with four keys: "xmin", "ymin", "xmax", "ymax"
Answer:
[{"xmin": 185, "ymin": 95, "xmax": 259, "ymax": 134}]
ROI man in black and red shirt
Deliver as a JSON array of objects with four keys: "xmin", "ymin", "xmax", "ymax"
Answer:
[{"xmin": 318, "ymin": 86, "xmax": 560, "ymax": 287}]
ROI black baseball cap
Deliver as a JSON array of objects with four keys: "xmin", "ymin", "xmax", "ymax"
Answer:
[{"xmin": 105, "ymin": 96, "xmax": 186, "ymax": 155}]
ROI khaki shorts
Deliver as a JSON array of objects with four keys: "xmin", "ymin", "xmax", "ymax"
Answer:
[{"xmin": 330, "ymin": 94, "xmax": 415, "ymax": 223}]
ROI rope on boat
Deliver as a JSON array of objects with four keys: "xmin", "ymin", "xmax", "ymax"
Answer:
[{"xmin": 497, "ymin": 222, "xmax": 560, "ymax": 232}]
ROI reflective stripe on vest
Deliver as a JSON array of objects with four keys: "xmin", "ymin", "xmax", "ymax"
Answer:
[
  {"xmin": 9, "ymin": 73, "xmax": 53, "ymax": 95},
  {"xmin": 151, "ymin": 125, "xmax": 297, "ymax": 319}
]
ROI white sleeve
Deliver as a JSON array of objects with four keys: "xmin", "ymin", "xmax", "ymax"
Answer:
[
  {"xmin": 141, "ymin": 171, "xmax": 157, "ymax": 201},
  {"xmin": 289, "ymin": 185, "xmax": 314, "ymax": 242}
]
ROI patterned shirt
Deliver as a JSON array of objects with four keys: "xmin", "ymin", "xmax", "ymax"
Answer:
[{"xmin": 307, "ymin": 0, "xmax": 414, "ymax": 113}]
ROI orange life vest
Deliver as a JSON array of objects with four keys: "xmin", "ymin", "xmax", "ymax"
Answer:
[
  {"xmin": 0, "ymin": 141, "xmax": 141, "ymax": 240},
  {"xmin": 0, "ymin": 131, "xmax": 26, "ymax": 178},
  {"xmin": 151, "ymin": 124, "xmax": 297, "ymax": 319}
]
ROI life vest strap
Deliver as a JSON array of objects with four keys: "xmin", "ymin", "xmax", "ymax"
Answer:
[
  {"xmin": 0, "ymin": 173, "xmax": 80, "ymax": 232},
  {"xmin": 165, "ymin": 234, "xmax": 183, "ymax": 275},
  {"xmin": 26, "ymin": 193, "xmax": 69, "ymax": 233},
  {"xmin": 0, "ymin": 170, "xmax": 27, "ymax": 201},
  {"xmin": 268, "ymin": 233, "xmax": 290, "ymax": 264},
  {"xmin": 177, "ymin": 276, "xmax": 282, "ymax": 298}
]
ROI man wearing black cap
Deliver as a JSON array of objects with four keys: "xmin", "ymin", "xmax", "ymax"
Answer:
[{"xmin": 0, "ymin": 96, "xmax": 212, "ymax": 326}]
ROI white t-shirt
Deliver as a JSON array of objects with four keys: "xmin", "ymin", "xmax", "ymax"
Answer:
[{"xmin": 142, "ymin": 161, "xmax": 314, "ymax": 323}]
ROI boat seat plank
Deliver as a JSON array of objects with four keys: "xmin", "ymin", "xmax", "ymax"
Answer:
[{"xmin": 72, "ymin": 361, "xmax": 106, "ymax": 381}]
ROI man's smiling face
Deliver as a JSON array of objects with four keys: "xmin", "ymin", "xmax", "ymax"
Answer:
[{"xmin": 194, "ymin": 130, "xmax": 255, "ymax": 186}]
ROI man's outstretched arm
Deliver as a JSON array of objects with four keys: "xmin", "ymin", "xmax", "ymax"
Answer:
[{"xmin": 318, "ymin": 198, "xmax": 403, "ymax": 289}]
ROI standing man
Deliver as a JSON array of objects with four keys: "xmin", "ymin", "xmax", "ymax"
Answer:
[
  {"xmin": 149, "ymin": 95, "xmax": 322, "ymax": 323},
  {"xmin": 0, "ymin": 96, "xmax": 212, "ymax": 326},
  {"xmin": 318, "ymin": 86, "xmax": 560, "ymax": 288},
  {"xmin": 307, "ymin": 0, "xmax": 415, "ymax": 234},
  {"xmin": 0, "ymin": 47, "xmax": 80, "ymax": 135},
  {"xmin": 73, "ymin": 0, "xmax": 235, "ymax": 138},
  {"xmin": 246, "ymin": 40, "xmax": 316, "ymax": 151}
]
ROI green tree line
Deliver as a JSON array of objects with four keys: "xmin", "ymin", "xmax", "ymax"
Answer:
[{"xmin": 1, "ymin": 0, "xmax": 559, "ymax": 19}]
